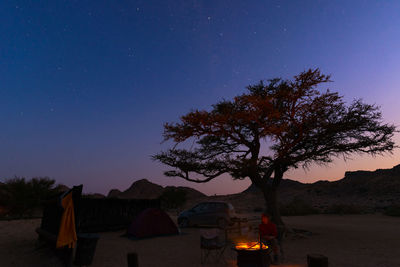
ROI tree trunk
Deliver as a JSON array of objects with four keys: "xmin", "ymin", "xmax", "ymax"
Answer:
[
  {"xmin": 260, "ymin": 183, "xmax": 286, "ymax": 260},
  {"xmin": 262, "ymin": 186, "xmax": 284, "ymax": 227}
]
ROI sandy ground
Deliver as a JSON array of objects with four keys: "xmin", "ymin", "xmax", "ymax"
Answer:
[{"xmin": 0, "ymin": 214, "xmax": 399, "ymax": 267}]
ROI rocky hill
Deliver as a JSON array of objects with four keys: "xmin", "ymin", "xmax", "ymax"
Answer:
[
  {"xmin": 115, "ymin": 179, "xmax": 164, "ymax": 199},
  {"xmin": 225, "ymin": 164, "xmax": 400, "ymax": 213},
  {"xmin": 107, "ymin": 189, "xmax": 122, "ymax": 198},
  {"xmin": 107, "ymin": 179, "xmax": 206, "ymax": 201},
  {"xmin": 164, "ymin": 185, "xmax": 205, "ymax": 200},
  {"xmin": 104, "ymin": 165, "xmax": 400, "ymax": 213}
]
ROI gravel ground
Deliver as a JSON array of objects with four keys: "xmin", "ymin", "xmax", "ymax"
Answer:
[{"xmin": 0, "ymin": 214, "xmax": 399, "ymax": 267}]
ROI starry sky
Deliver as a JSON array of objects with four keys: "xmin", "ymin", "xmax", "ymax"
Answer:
[{"xmin": 1, "ymin": 0, "xmax": 399, "ymax": 195}]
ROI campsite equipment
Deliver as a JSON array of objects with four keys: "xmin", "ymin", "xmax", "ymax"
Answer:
[
  {"xmin": 127, "ymin": 208, "xmax": 179, "ymax": 238},
  {"xmin": 36, "ymin": 185, "xmax": 159, "ymax": 266},
  {"xmin": 200, "ymin": 228, "xmax": 227, "ymax": 264},
  {"xmin": 79, "ymin": 198, "xmax": 160, "ymax": 232},
  {"xmin": 307, "ymin": 254, "xmax": 328, "ymax": 267},
  {"xmin": 73, "ymin": 233, "xmax": 99, "ymax": 266},
  {"xmin": 36, "ymin": 185, "xmax": 83, "ymax": 266},
  {"xmin": 56, "ymin": 191, "xmax": 78, "ymax": 249}
]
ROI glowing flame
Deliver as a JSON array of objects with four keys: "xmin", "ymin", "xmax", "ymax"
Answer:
[{"xmin": 235, "ymin": 242, "xmax": 268, "ymax": 250}]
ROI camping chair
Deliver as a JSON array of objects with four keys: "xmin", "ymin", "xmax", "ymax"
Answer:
[{"xmin": 200, "ymin": 228, "xmax": 227, "ymax": 264}]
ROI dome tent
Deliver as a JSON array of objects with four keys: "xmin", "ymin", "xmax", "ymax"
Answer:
[{"xmin": 127, "ymin": 208, "xmax": 179, "ymax": 238}]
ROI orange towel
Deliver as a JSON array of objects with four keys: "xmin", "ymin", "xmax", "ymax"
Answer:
[{"xmin": 56, "ymin": 192, "xmax": 77, "ymax": 248}]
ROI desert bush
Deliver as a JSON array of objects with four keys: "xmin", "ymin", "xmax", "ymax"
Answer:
[
  {"xmin": 279, "ymin": 198, "xmax": 319, "ymax": 216},
  {"xmin": 0, "ymin": 183, "xmax": 7, "ymax": 205},
  {"xmin": 159, "ymin": 188, "xmax": 187, "ymax": 210},
  {"xmin": 0, "ymin": 177, "xmax": 57, "ymax": 217},
  {"xmin": 324, "ymin": 204, "xmax": 363, "ymax": 215},
  {"xmin": 384, "ymin": 205, "xmax": 400, "ymax": 217}
]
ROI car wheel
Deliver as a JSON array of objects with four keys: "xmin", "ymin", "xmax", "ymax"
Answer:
[
  {"xmin": 179, "ymin": 218, "xmax": 189, "ymax": 228},
  {"xmin": 217, "ymin": 218, "xmax": 227, "ymax": 229}
]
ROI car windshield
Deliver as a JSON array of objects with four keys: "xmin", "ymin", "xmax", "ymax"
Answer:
[{"xmin": 192, "ymin": 204, "xmax": 208, "ymax": 212}]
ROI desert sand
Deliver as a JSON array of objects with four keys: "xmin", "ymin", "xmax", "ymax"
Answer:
[{"xmin": 0, "ymin": 214, "xmax": 399, "ymax": 267}]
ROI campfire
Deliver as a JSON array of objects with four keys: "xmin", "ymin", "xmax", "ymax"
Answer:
[
  {"xmin": 235, "ymin": 241, "xmax": 268, "ymax": 251},
  {"xmin": 234, "ymin": 240, "xmax": 270, "ymax": 267}
]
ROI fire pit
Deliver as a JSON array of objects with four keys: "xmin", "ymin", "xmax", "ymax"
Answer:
[{"xmin": 234, "ymin": 242, "xmax": 270, "ymax": 267}]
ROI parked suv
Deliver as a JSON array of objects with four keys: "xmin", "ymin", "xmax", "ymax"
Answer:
[{"xmin": 177, "ymin": 201, "xmax": 236, "ymax": 228}]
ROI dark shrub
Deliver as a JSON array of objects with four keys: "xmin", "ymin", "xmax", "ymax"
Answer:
[
  {"xmin": 384, "ymin": 205, "xmax": 400, "ymax": 217},
  {"xmin": 280, "ymin": 198, "xmax": 318, "ymax": 216},
  {"xmin": 1, "ymin": 177, "xmax": 57, "ymax": 217}
]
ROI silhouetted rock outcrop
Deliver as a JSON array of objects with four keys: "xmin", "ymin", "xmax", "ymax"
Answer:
[
  {"xmin": 106, "ymin": 179, "xmax": 206, "ymax": 202},
  {"xmin": 118, "ymin": 179, "xmax": 164, "ymax": 199},
  {"xmin": 107, "ymin": 189, "xmax": 122, "ymax": 198}
]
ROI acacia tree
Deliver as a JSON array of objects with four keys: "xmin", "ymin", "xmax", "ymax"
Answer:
[{"xmin": 153, "ymin": 69, "xmax": 396, "ymax": 227}]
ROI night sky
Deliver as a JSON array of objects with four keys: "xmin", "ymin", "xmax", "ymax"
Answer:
[{"xmin": 1, "ymin": 1, "xmax": 399, "ymax": 195}]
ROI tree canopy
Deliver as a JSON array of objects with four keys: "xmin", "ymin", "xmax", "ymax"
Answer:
[
  {"xmin": 154, "ymin": 69, "xmax": 396, "ymax": 188},
  {"xmin": 154, "ymin": 69, "xmax": 397, "ymax": 224}
]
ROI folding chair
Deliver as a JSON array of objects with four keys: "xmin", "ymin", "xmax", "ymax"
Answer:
[{"xmin": 200, "ymin": 228, "xmax": 227, "ymax": 264}]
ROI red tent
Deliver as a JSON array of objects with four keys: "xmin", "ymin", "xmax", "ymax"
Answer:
[{"xmin": 127, "ymin": 208, "xmax": 179, "ymax": 238}]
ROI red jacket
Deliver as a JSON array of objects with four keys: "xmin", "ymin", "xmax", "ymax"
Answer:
[{"xmin": 259, "ymin": 222, "xmax": 278, "ymax": 238}]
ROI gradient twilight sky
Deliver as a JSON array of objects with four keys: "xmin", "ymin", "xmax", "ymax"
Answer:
[{"xmin": 1, "ymin": 1, "xmax": 399, "ymax": 195}]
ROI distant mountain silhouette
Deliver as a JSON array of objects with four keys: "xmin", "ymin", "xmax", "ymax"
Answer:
[
  {"xmin": 243, "ymin": 179, "xmax": 304, "ymax": 193},
  {"xmin": 236, "ymin": 164, "xmax": 400, "ymax": 212},
  {"xmin": 107, "ymin": 189, "xmax": 122, "ymax": 198},
  {"xmin": 106, "ymin": 179, "xmax": 206, "ymax": 200},
  {"xmin": 103, "ymin": 165, "xmax": 400, "ymax": 212},
  {"xmin": 116, "ymin": 179, "xmax": 164, "ymax": 199},
  {"xmin": 164, "ymin": 185, "xmax": 205, "ymax": 200}
]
